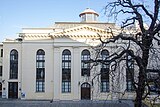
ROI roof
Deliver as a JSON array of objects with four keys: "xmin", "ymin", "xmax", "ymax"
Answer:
[
  {"xmin": 79, "ymin": 8, "xmax": 99, "ymax": 17},
  {"xmin": 53, "ymin": 22, "xmax": 115, "ymax": 29}
]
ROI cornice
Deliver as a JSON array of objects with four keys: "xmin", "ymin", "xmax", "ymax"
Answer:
[
  {"xmin": 53, "ymin": 25, "xmax": 108, "ymax": 34},
  {"xmin": 52, "ymin": 34, "xmax": 112, "ymax": 39}
]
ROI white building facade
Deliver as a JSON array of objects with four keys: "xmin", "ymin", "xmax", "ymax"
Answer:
[{"xmin": 0, "ymin": 8, "xmax": 135, "ymax": 100}]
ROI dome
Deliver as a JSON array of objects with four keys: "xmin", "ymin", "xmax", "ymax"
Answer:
[
  {"xmin": 79, "ymin": 8, "xmax": 99, "ymax": 17},
  {"xmin": 79, "ymin": 8, "xmax": 99, "ymax": 22}
]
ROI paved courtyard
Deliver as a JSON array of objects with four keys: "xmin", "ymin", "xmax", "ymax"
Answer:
[{"xmin": 0, "ymin": 99, "xmax": 135, "ymax": 107}]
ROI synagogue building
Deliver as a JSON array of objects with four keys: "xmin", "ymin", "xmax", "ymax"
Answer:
[{"xmin": 0, "ymin": 8, "xmax": 140, "ymax": 100}]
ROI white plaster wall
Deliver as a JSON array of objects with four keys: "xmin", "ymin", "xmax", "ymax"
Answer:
[
  {"xmin": 0, "ymin": 20, "xmax": 145, "ymax": 101},
  {"xmin": 2, "ymin": 42, "xmax": 22, "ymax": 98},
  {"xmin": 21, "ymin": 41, "xmax": 54, "ymax": 100},
  {"xmin": 2, "ymin": 41, "xmax": 54, "ymax": 99},
  {"xmin": 1, "ymin": 35, "xmax": 139, "ymax": 100}
]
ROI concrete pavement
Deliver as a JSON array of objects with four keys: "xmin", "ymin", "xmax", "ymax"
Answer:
[{"xmin": 0, "ymin": 99, "xmax": 134, "ymax": 107}]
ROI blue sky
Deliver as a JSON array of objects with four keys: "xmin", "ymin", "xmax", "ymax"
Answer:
[{"xmin": 0, "ymin": 0, "xmax": 109, "ymax": 42}]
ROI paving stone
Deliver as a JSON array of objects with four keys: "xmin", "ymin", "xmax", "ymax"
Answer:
[{"xmin": 0, "ymin": 99, "xmax": 134, "ymax": 107}]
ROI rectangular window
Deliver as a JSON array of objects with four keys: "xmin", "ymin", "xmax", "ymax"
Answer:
[
  {"xmin": 36, "ymin": 81, "xmax": 45, "ymax": 92},
  {"xmin": 81, "ymin": 55, "xmax": 90, "ymax": 61},
  {"xmin": 36, "ymin": 55, "xmax": 45, "ymax": 60},
  {"xmin": 62, "ymin": 67, "xmax": 71, "ymax": 93},
  {"xmin": 126, "ymin": 54, "xmax": 134, "ymax": 92},
  {"xmin": 62, "ymin": 81, "xmax": 71, "ymax": 93},
  {"xmin": 36, "ymin": 69, "xmax": 45, "ymax": 79},
  {"xmin": 147, "ymin": 69, "xmax": 160, "ymax": 94},
  {"xmin": 81, "ymin": 69, "xmax": 90, "ymax": 76},
  {"xmin": 36, "ymin": 65, "xmax": 45, "ymax": 92},
  {"xmin": 10, "ymin": 63, "xmax": 18, "ymax": 79},
  {"xmin": 62, "ymin": 55, "xmax": 71, "ymax": 60},
  {"xmin": 62, "ymin": 62, "xmax": 71, "ymax": 69},
  {"xmin": 126, "ymin": 68, "xmax": 134, "ymax": 92},
  {"xmin": 101, "ymin": 81, "xmax": 109, "ymax": 92},
  {"xmin": 101, "ymin": 70, "xmax": 109, "ymax": 92},
  {"xmin": 81, "ymin": 62, "xmax": 90, "ymax": 69},
  {"xmin": 0, "ymin": 66, "xmax": 2, "ymax": 76},
  {"xmin": 81, "ymin": 61, "xmax": 90, "ymax": 76},
  {"xmin": 1, "ymin": 49, "xmax": 3, "ymax": 57},
  {"xmin": 101, "ymin": 62, "xmax": 109, "ymax": 69},
  {"xmin": 36, "ymin": 62, "xmax": 45, "ymax": 68},
  {"xmin": 86, "ymin": 14, "xmax": 93, "ymax": 21}
]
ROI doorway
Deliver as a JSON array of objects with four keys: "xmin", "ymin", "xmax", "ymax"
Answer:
[
  {"xmin": 0, "ymin": 83, "xmax": 2, "ymax": 97},
  {"xmin": 81, "ymin": 82, "xmax": 91, "ymax": 100},
  {"xmin": 8, "ymin": 82, "xmax": 18, "ymax": 98}
]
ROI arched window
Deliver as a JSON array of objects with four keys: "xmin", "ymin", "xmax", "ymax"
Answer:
[
  {"xmin": 81, "ymin": 82, "xmax": 91, "ymax": 88},
  {"xmin": 10, "ymin": 49, "xmax": 18, "ymax": 79},
  {"xmin": 81, "ymin": 49, "xmax": 90, "ymax": 76},
  {"xmin": 62, "ymin": 49, "xmax": 71, "ymax": 93},
  {"xmin": 126, "ymin": 52, "xmax": 134, "ymax": 92},
  {"xmin": 36, "ymin": 49, "xmax": 45, "ymax": 92},
  {"xmin": 101, "ymin": 49, "xmax": 109, "ymax": 92}
]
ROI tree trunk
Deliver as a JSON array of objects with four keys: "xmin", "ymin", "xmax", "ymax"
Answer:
[
  {"xmin": 135, "ymin": 36, "xmax": 152, "ymax": 107},
  {"xmin": 135, "ymin": 69, "xmax": 145, "ymax": 107}
]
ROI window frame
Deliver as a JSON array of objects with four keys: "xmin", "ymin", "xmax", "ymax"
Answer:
[
  {"xmin": 10, "ymin": 49, "xmax": 18, "ymax": 79},
  {"xmin": 100, "ymin": 49, "xmax": 110, "ymax": 92},
  {"xmin": 36, "ymin": 49, "xmax": 45, "ymax": 92},
  {"xmin": 62, "ymin": 49, "xmax": 71, "ymax": 93},
  {"xmin": 1, "ymin": 49, "xmax": 3, "ymax": 57},
  {"xmin": 81, "ymin": 49, "xmax": 90, "ymax": 76},
  {"xmin": 126, "ymin": 53, "xmax": 135, "ymax": 92},
  {"xmin": 0, "ymin": 66, "xmax": 2, "ymax": 76}
]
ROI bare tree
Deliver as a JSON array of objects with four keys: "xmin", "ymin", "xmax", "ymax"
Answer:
[{"xmin": 92, "ymin": 0, "xmax": 160, "ymax": 107}]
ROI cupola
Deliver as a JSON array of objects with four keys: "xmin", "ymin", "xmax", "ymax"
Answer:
[{"xmin": 79, "ymin": 8, "xmax": 99, "ymax": 22}]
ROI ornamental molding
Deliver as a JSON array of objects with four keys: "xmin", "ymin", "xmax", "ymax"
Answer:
[
  {"xmin": 18, "ymin": 25, "xmax": 115, "ymax": 40},
  {"xmin": 50, "ymin": 25, "xmax": 113, "ymax": 38}
]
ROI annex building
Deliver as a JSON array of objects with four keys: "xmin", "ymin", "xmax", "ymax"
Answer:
[{"xmin": 0, "ymin": 8, "xmax": 138, "ymax": 100}]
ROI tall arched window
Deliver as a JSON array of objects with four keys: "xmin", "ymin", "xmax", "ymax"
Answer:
[
  {"xmin": 81, "ymin": 49, "xmax": 90, "ymax": 76},
  {"xmin": 126, "ymin": 52, "xmax": 134, "ymax": 92},
  {"xmin": 62, "ymin": 49, "xmax": 71, "ymax": 93},
  {"xmin": 101, "ymin": 49, "xmax": 109, "ymax": 92},
  {"xmin": 36, "ymin": 49, "xmax": 45, "ymax": 92},
  {"xmin": 10, "ymin": 49, "xmax": 18, "ymax": 79}
]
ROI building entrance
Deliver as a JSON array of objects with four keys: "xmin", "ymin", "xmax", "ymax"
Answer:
[
  {"xmin": 8, "ymin": 82, "xmax": 18, "ymax": 98},
  {"xmin": 81, "ymin": 82, "xmax": 91, "ymax": 100},
  {"xmin": 0, "ymin": 83, "xmax": 2, "ymax": 97}
]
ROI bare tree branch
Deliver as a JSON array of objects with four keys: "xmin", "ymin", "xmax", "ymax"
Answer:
[
  {"xmin": 98, "ymin": 33, "xmax": 143, "ymax": 49},
  {"xmin": 98, "ymin": 0, "xmax": 160, "ymax": 106}
]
